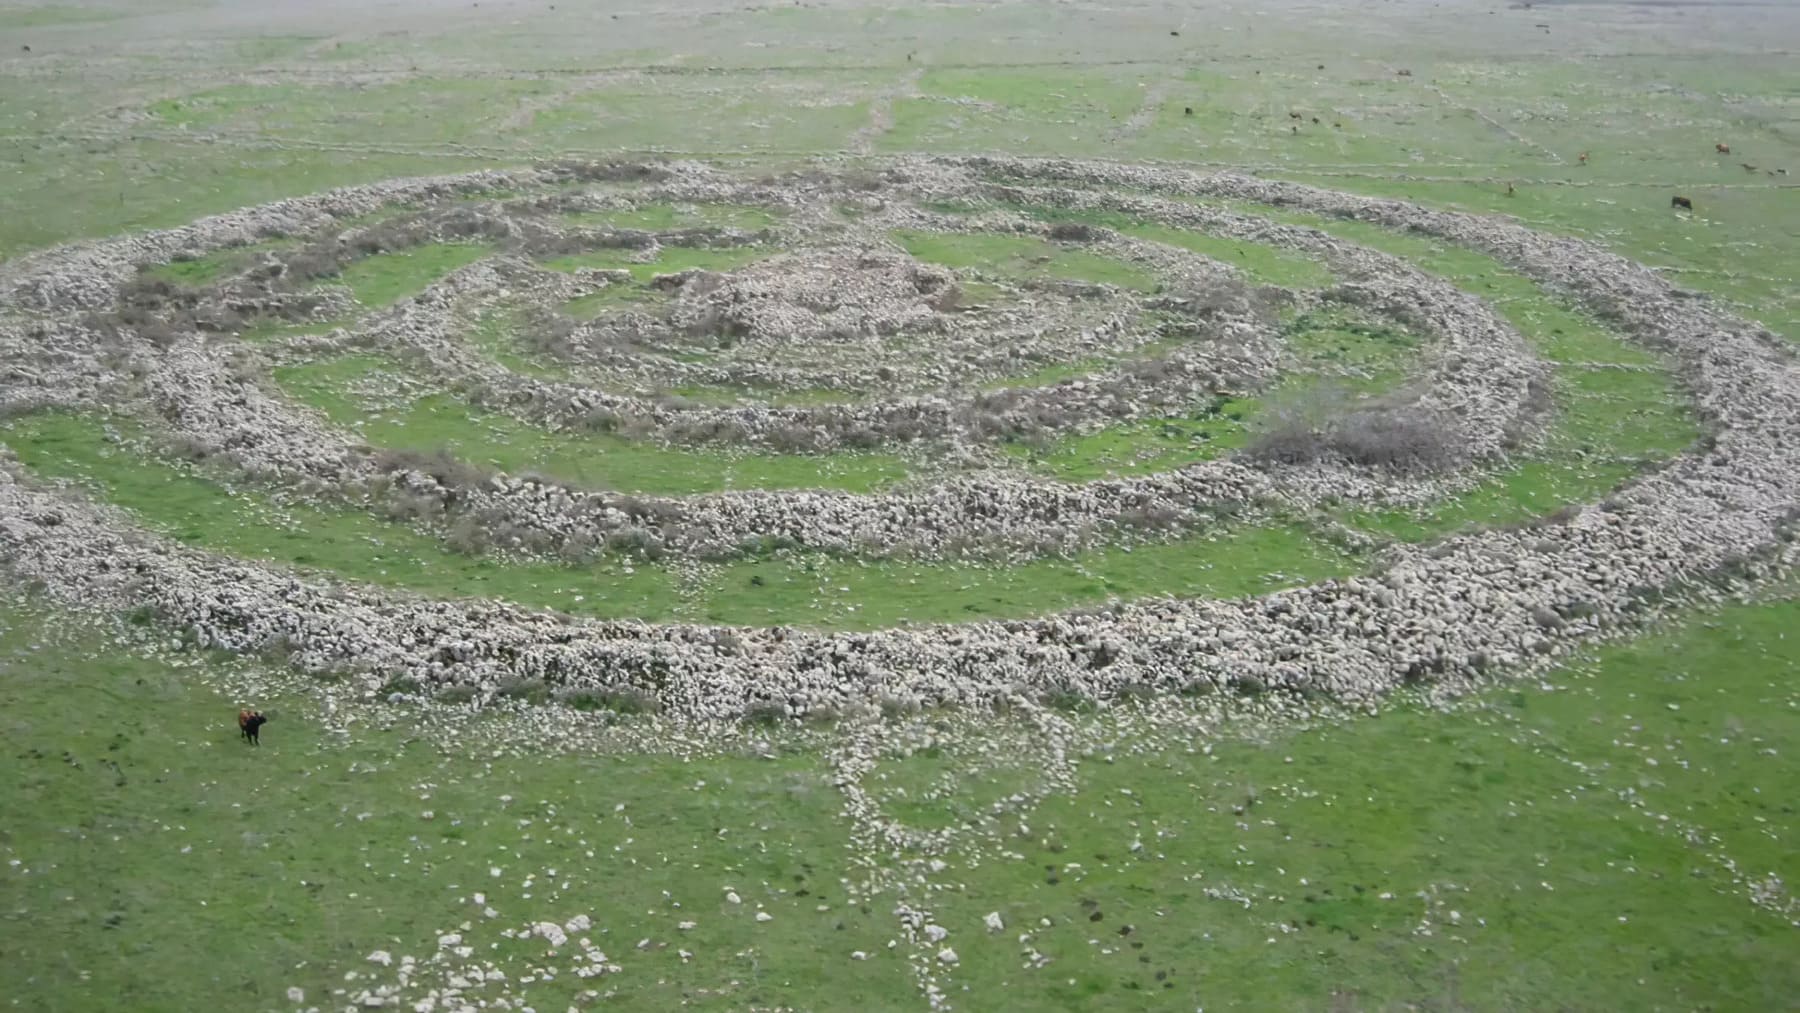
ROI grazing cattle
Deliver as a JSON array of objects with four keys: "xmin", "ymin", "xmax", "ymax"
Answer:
[
  {"xmin": 1671, "ymin": 195, "xmax": 1693, "ymax": 210},
  {"xmin": 1716, "ymin": 142, "xmax": 1730, "ymax": 154},
  {"xmin": 1506, "ymin": 182, "xmax": 1516, "ymax": 197},
  {"xmin": 1289, "ymin": 111, "xmax": 1302, "ymax": 119},
  {"xmin": 238, "ymin": 709, "xmax": 269, "ymax": 745},
  {"xmin": 1741, "ymin": 162, "xmax": 1757, "ymax": 172},
  {"xmin": 1577, "ymin": 151, "xmax": 1588, "ymax": 165},
  {"xmin": 1184, "ymin": 106, "xmax": 1193, "ymax": 116}
]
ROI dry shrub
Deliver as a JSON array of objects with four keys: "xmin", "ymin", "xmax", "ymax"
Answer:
[
  {"xmin": 559, "ymin": 686, "xmax": 661, "ymax": 714},
  {"xmin": 765, "ymin": 422, "xmax": 822, "ymax": 453},
  {"xmin": 603, "ymin": 526, "xmax": 666, "ymax": 561},
  {"xmin": 1113, "ymin": 502, "xmax": 1186, "ymax": 532},
  {"xmin": 517, "ymin": 308, "xmax": 582, "ymax": 358},
  {"xmin": 279, "ymin": 243, "xmax": 348, "ymax": 285},
  {"xmin": 370, "ymin": 447, "xmax": 489, "ymax": 491},
  {"xmin": 1246, "ymin": 383, "xmax": 1463, "ymax": 474},
  {"xmin": 1047, "ymin": 222, "xmax": 1101, "ymax": 242},
  {"xmin": 549, "ymin": 160, "xmax": 673, "ymax": 184}
]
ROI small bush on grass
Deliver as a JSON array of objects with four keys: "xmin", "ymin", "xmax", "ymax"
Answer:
[
  {"xmin": 436, "ymin": 684, "xmax": 479, "ymax": 705},
  {"xmin": 379, "ymin": 675, "xmax": 422, "ymax": 696},
  {"xmin": 742, "ymin": 700, "xmax": 788, "ymax": 725},
  {"xmin": 495, "ymin": 678, "xmax": 552, "ymax": 705},
  {"xmin": 558, "ymin": 687, "xmax": 661, "ymax": 715}
]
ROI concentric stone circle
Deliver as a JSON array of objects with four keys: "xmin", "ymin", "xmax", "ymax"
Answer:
[{"xmin": 1, "ymin": 155, "xmax": 1794, "ymax": 722}]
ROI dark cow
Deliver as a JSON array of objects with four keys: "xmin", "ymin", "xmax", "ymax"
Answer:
[
  {"xmin": 238, "ymin": 709, "xmax": 269, "ymax": 745},
  {"xmin": 1671, "ymin": 195, "xmax": 1693, "ymax": 210},
  {"xmin": 1715, "ymin": 142, "xmax": 1730, "ymax": 154}
]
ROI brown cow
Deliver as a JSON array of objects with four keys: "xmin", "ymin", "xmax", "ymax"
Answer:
[
  {"xmin": 1671, "ymin": 195, "xmax": 1693, "ymax": 210},
  {"xmin": 1716, "ymin": 143, "xmax": 1731, "ymax": 154},
  {"xmin": 238, "ymin": 709, "xmax": 269, "ymax": 745}
]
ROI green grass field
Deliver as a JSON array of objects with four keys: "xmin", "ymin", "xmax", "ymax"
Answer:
[{"xmin": 1, "ymin": 1, "xmax": 1795, "ymax": 1009}]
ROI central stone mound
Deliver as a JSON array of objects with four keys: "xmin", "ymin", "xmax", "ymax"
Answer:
[{"xmin": 664, "ymin": 247, "xmax": 962, "ymax": 346}]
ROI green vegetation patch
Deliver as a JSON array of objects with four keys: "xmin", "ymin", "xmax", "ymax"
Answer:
[
  {"xmin": 464, "ymin": 307, "xmax": 565, "ymax": 378},
  {"xmin": 0, "ymin": 412, "xmax": 681, "ymax": 618},
  {"xmin": 1271, "ymin": 173, "xmax": 1800, "ymax": 347},
  {"xmin": 143, "ymin": 236, "xmax": 295, "ymax": 287},
  {"xmin": 870, "ymin": 746, "xmax": 1052, "ymax": 831},
  {"xmin": 239, "ymin": 317, "xmax": 348, "ymax": 344},
  {"xmin": 1285, "ymin": 305, "xmax": 1422, "ymax": 383},
  {"xmin": 3, "ymin": 578, "xmax": 1793, "ymax": 1009},
  {"xmin": 880, "ymin": 69, "xmax": 1148, "ymax": 156},
  {"xmin": 1348, "ymin": 365, "xmax": 1699, "ymax": 542},
  {"xmin": 530, "ymin": 75, "xmax": 873, "ymax": 154},
  {"xmin": 0, "ymin": 4, "xmax": 124, "ymax": 27},
  {"xmin": 1008, "ymin": 307, "xmax": 1420, "ymax": 483},
  {"xmin": 327, "ymin": 243, "xmax": 493, "ymax": 307},
  {"xmin": 702, "ymin": 521, "xmax": 1355, "ymax": 629},
  {"xmin": 0, "ymin": 412, "xmax": 1356, "ymax": 628},
  {"xmin": 1005, "ymin": 396, "xmax": 1255, "ymax": 482},
  {"xmin": 145, "ymin": 78, "xmax": 555, "ymax": 148},
  {"xmin": 0, "ymin": 604, "xmax": 910, "ymax": 1010},
  {"xmin": 917, "ymin": 591, "xmax": 1800, "ymax": 1009},
  {"xmin": 1006, "ymin": 205, "xmax": 1337, "ymax": 289},
  {"xmin": 273, "ymin": 354, "xmax": 910, "ymax": 496}
]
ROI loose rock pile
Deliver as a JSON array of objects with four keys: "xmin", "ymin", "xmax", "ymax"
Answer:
[{"xmin": 0, "ymin": 156, "xmax": 1793, "ymax": 721}]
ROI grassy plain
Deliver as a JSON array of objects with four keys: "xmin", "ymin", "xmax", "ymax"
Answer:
[{"xmin": 1, "ymin": 1, "xmax": 1795, "ymax": 1009}]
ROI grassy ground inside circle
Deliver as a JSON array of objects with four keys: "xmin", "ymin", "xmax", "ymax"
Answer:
[
  {"xmin": 0, "ymin": 411, "xmax": 1357, "ymax": 630},
  {"xmin": 329, "ymin": 243, "xmax": 495, "ymax": 307},
  {"xmin": 272, "ymin": 354, "xmax": 913, "ymax": 496}
]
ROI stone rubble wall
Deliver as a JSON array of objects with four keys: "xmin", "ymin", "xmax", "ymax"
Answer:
[{"xmin": 1, "ymin": 157, "xmax": 1790, "ymax": 721}]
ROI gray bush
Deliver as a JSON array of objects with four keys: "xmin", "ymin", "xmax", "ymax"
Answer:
[{"xmin": 1246, "ymin": 383, "xmax": 1463, "ymax": 474}]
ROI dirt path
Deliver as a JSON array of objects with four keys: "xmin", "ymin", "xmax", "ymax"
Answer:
[
  {"xmin": 1108, "ymin": 77, "xmax": 1172, "ymax": 144},
  {"xmin": 849, "ymin": 66, "xmax": 923, "ymax": 156},
  {"xmin": 1427, "ymin": 82, "xmax": 1565, "ymax": 165}
]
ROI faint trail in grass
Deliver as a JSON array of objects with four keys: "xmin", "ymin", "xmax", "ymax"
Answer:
[
  {"xmin": 1108, "ymin": 76, "xmax": 1172, "ymax": 143},
  {"xmin": 850, "ymin": 66, "xmax": 923, "ymax": 156},
  {"xmin": 1426, "ymin": 82, "xmax": 1565, "ymax": 165}
]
